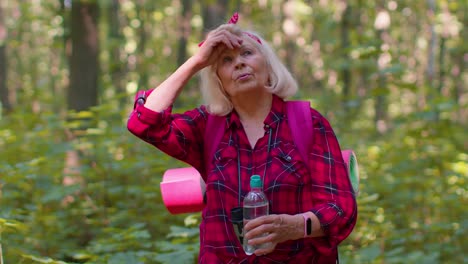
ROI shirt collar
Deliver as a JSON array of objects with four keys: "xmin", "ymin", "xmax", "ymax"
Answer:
[{"xmin": 227, "ymin": 95, "xmax": 285, "ymax": 131}]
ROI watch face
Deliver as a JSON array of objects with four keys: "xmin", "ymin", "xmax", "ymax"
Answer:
[{"xmin": 306, "ymin": 218, "xmax": 312, "ymax": 235}]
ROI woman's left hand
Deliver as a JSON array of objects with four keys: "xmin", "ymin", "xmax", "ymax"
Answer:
[{"xmin": 243, "ymin": 214, "xmax": 303, "ymax": 256}]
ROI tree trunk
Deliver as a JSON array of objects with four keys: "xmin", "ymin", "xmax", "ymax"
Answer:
[
  {"xmin": 64, "ymin": 1, "xmax": 100, "ymax": 248},
  {"xmin": 356, "ymin": 0, "xmax": 370, "ymax": 99},
  {"xmin": 340, "ymin": 3, "xmax": 352, "ymax": 106},
  {"xmin": 0, "ymin": 3, "xmax": 11, "ymax": 114},
  {"xmin": 136, "ymin": 2, "xmax": 148, "ymax": 91},
  {"xmin": 108, "ymin": 0, "xmax": 127, "ymax": 106},
  {"xmin": 65, "ymin": 0, "xmax": 100, "ymax": 176},
  {"xmin": 68, "ymin": 1, "xmax": 99, "ymax": 112},
  {"xmin": 201, "ymin": 0, "xmax": 229, "ymax": 33},
  {"xmin": 177, "ymin": 0, "xmax": 193, "ymax": 67}
]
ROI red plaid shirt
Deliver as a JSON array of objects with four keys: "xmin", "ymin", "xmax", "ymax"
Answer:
[{"xmin": 127, "ymin": 90, "xmax": 357, "ymax": 264}]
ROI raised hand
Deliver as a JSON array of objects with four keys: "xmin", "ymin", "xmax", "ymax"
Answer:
[{"xmin": 194, "ymin": 26, "xmax": 244, "ymax": 69}]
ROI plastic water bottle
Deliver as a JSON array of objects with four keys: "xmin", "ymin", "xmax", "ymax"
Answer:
[{"xmin": 243, "ymin": 175, "xmax": 269, "ymax": 255}]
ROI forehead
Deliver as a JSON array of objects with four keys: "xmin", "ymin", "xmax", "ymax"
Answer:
[
  {"xmin": 240, "ymin": 34, "xmax": 261, "ymax": 48},
  {"xmin": 221, "ymin": 38, "xmax": 260, "ymax": 55}
]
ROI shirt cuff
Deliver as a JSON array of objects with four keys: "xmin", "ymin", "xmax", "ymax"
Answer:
[
  {"xmin": 134, "ymin": 104, "xmax": 173, "ymax": 126},
  {"xmin": 311, "ymin": 202, "xmax": 344, "ymax": 230},
  {"xmin": 307, "ymin": 203, "xmax": 346, "ymax": 256}
]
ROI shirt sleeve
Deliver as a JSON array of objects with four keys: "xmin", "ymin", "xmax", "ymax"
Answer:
[
  {"xmin": 306, "ymin": 109, "xmax": 358, "ymax": 256},
  {"xmin": 126, "ymin": 89, "xmax": 208, "ymax": 172}
]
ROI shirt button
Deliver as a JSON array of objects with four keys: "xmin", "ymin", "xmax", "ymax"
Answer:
[
  {"xmin": 285, "ymin": 155, "xmax": 292, "ymax": 162},
  {"xmin": 137, "ymin": 98, "xmax": 145, "ymax": 105}
]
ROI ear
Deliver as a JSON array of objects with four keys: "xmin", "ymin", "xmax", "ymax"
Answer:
[{"xmin": 265, "ymin": 74, "xmax": 273, "ymax": 87}]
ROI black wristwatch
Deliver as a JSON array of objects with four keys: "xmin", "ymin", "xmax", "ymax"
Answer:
[{"xmin": 302, "ymin": 214, "xmax": 312, "ymax": 237}]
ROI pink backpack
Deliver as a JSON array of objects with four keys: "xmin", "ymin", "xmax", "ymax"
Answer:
[{"xmin": 161, "ymin": 101, "xmax": 359, "ymax": 214}]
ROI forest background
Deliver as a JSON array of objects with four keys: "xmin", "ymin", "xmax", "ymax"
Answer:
[{"xmin": 0, "ymin": 0, "xmax": 466, "ymax": 263}]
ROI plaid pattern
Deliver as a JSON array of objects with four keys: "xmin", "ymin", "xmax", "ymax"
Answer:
[{"xmin": 127, "ymin": 91, "xmax": 357, "ymax": 264}]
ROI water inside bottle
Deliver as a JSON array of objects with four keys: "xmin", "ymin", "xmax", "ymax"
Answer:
[
  {"xmin": 243, "ymin": 202, "xmax": 269, "ymax": 220},
  {"xmin": 243, "ymin": 201, "xmax": 270, "ymax": 255}
]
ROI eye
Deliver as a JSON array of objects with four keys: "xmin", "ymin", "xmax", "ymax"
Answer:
[
  {"xmin": 242, "ymin": 50, "xmax": 252, "ymax": 56},
  {"xmin": 222, "ymin": 56, "xmax": 233, "ymax": 63}
]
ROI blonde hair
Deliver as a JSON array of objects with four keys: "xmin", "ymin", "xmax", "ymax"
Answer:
[{"xmin": 200, "ymin": 24, "xmax": 298, "ymax": 116}]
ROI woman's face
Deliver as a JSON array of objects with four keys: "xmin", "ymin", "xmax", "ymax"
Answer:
[{"xmin": 216, "ymin": 37, "xmax": 269, "ymax": 98}]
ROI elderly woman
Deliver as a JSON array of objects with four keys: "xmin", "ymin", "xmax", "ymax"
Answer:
[{"xmin": 127, "ymin": 14, "xmax": 357, "ymax": 264}]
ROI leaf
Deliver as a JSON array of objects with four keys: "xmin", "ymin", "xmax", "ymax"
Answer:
[
  {"xmin": 69, "ymin": 253, "xmax": 93, "ymax": 261},
  {"xmin": 358, "ymin": 193, "xmax": 379, "ymax": 204},
  {"xmin": 167, "ymin": 226, "xmax": 199, "ymax": 239},
  {"xmin": 70, "ymin": 111, "xmax": 95, "ymax": 119},
  {"xmin": 21, "ymin": 254, "xmax": 68, "ymax": 264},
  {"xmin": 0, "ymin": 218, "xmax": 26, "ymax": 234},
  {"xmin": 184, "ymin": 214, "xmax": 201, "ymax": 227},
  {"xmin": 380, "ymin": 64, "xmax": 404, "ymax": 75},
  {"xmin": 155, "ymin": 251, "xmax": 195, "ymax": 264},
  {"xmin": 370, "ymin": 87, "xmax": 389, "ymax": 96},
  {"xmin": 107, "ymin": 252, "xmax": 144, "ymax": 264},
  {"xmin": 391, "ymin": 81, "xmax": 418, "ymax": 92},
  {"xmin": 351, "ymin": 45, "xmax": 380, "ymax": 59},
  {"xmin": 358, "ymin": 244, "xmax": 381, "ymax": 261},
  {"xmin": 41, "ymin": 184, "xmax": 81, "ymax": 203}
]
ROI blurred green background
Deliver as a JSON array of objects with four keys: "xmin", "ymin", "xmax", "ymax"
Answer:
[{"xmin": 0, "ymin": 0, "xmax": 466, "ymax": 263}]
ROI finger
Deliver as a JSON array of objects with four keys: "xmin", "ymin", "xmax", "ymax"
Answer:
[
  {"xmin": 253, "ymin": 244, "xmax": 275, "ymax": 256},
  {"xmin": 254, "ymin": 249, "xmax": 271, "ymax": 256},
  {"xmin": 208, "ymin": 31, "xmax": 242, "ymax": 49},
  {"xmin": 247, "ymin": 233, "xmax": 274, "ymax": 246},
  {"xmin": 245, "ymin": 215, "xmax": 282, "ymax": 235},
  {"xmin": 198, "ymin": 38, "xmax": 228, "ymax": 66},
  {"xmin": 227, "ymin": 34, "xmax": 243, "ymax": 47},
  {"xmin": 218, "ymin": 36, "xmax": 234, "ymax": 49},
  {"xmin": 245, "ymin": 226, "xmax": 270, "ymax": 240},
  {"xmin": 244, "ymin": 225, "xmax": 261, "ymax": 239},
  {"xmin": 244, "ymin": 215, "xmax": 274, "ymax": 230},
  {"xmin": 211, "ymin": 44, "xmax": 226, "ymax": 58},
  {"xmin": 218, "ymin": 33, "xmax": 242, "ymax": 49}
]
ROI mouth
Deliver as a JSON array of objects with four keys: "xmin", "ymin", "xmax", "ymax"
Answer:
[{"xmin": 236, "ymin": 73, "xmax": 252, "ymax": 81}]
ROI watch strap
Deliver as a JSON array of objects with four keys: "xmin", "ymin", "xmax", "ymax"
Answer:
[{"xmin": 302, "ymin": 213, "xmax": 312, "ymax": 237}]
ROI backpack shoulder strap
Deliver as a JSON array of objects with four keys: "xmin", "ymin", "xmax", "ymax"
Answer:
[
  {"xmin": 203, "ymin": 113, "xmax": 226, "ymax": 178},
  {"xmin": 287, "ymin": 101, "xmax": 360, "ymax": 195},
  {"xmin": 286, "ymin": 101, "xmax": 313, "ymax": 169}
]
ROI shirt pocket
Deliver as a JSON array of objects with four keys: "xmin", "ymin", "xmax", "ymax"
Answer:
[
  {"xmin": 204, "ymin": 145, "xmax": 239, "ymax": 209},
  {"xmin": 209, "ymin": 145, "xmax": 237, "ymax": 179},
  {"xmin": 264, "ymin": 144, "xmax": 309, "ymax": 215}
]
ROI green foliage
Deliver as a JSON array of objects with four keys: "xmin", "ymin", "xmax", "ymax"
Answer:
[
  {"xmin": 1, "ymin": 1, "xmax": 466, "ymax": 264},
  {"xmin": 155, "ymin": 216, "xmax": 201, "ymax": 264},
  {"xmin": 0, "ymin": 102, "xmax": 197, "ymax": 264},
  {"xmin": 337, "ymin": 106, "xmax": 467, "ymax": 263}
]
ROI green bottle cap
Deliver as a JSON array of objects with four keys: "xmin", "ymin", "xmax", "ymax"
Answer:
[{"xmin": 250, "ymin": 175, "xmax": 262, "ymax": 188}]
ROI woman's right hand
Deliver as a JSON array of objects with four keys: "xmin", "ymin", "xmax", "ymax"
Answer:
[
  {"xmin": 193, "ymin": 27, "xmax": 244, "ymax": 69},
  {"xmin": 142, "ymin": 27, "xmax": 243, "ymax": 112}
]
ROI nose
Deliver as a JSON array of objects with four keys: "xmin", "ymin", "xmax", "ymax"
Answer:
[{"xmin": 234, "ymin": 55, "xmax": 245, "ymax": 69}]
